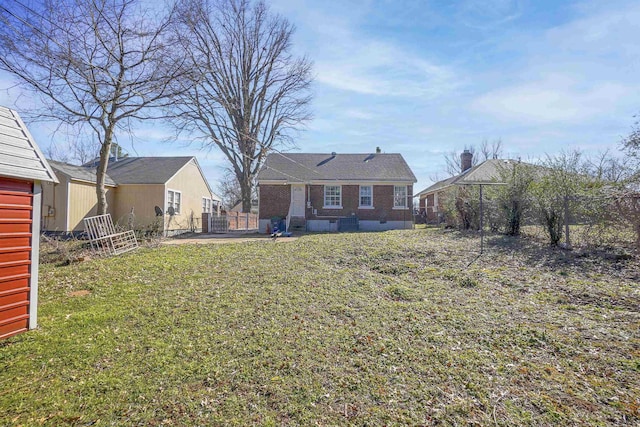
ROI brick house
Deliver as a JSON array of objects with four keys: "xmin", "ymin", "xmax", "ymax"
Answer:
[
  {"xmin": 256, "ymin": 152, "xmax": 417, "ymax": 232},
  {"xmin": 416, "ymin": 150, "xmax": 516, "ymax": 223}
]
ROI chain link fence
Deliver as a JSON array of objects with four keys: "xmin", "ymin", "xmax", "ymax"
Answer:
[{"xmin": 438, "ymin": 185, "xmax": 639, "ymax": 252}]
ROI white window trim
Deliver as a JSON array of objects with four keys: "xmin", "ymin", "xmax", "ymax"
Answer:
[
  {"xmin": 393, "ymin": 185, "xmax": 409, "ymax": 210},
  {"xmin": 167, "ymin": 189, "xmax": 182, "ymax": 215},
  {"xmin": 358, "ymin": 185, "xmax": 374, "ymax": 209},
  {"xmin": 202, "ymin": 196, "xmax": 212, "ymax": 213},
  {"xmin": 323, "ymin": 185, "xmax": 342, "ymax": 209}
]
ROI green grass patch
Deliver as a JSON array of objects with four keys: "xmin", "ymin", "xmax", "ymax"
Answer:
[{"xmin": 2, "ymin": 229, "xmax": 639, "ymax": 425}]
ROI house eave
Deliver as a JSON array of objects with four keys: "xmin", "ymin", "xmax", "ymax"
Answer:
[{"xmin": 258, "ymin": 179, "xmax": 416, "ymax": 186}]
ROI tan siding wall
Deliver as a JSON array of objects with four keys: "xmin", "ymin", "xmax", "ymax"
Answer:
[
  {"xmin": 67, "ymin": 181, "xmax": 115, "ymax": 231},
  {"xmin": 165, "ymin": 160, "xmax": 212, "ymax": 232},
  {"xmin": 41, "ymin": 177, "xmax": 68, "ymax": 232},
  {"xmin": 113, "ymin": 184, "xmax": 165, "ymax": 230}
]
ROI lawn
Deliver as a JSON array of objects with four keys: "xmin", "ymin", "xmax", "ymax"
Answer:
[{"xmin": 1, "ymin": 229, "xmax": 639, "ymax": 425}]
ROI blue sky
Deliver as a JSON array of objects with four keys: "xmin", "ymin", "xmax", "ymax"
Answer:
[{"xmin": 1, "ymin": 0, "xmax": 639, "ymax": 194}]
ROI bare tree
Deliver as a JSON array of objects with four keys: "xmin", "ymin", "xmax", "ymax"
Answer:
[
  {"xmin": 441, "ymin": 139, "xmax": 504, "ymax": 176},
  {"xmin": 479, "ymin": 138, "xmax": 503, "ymax": 161},
  {"xmin": 622, "ymin": 114, "xmax": 640, "ymax": 157},
  {"xmin": 45, "ymin": 136, "xmax": 101, "ymax": 165},
  {"xmin": 169, "ymin": 0, "xmax": 312, "ymax": 212},
  {"xmin": 587, "ymin": 149, "xmax": 632, "ymax": 183},
  {"xmin": 0, "ymin": 0, "xmax": 185, "ymax": 214}
]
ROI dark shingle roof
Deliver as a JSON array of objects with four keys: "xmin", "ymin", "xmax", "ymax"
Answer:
[
  {"xmin": 105, "ymin": 157, "xmax": 194, "ymax": 184},
  {"xmin": 257, "ymin": 153, "xmax": 417, "ymax": 183},
  {"xmin": 0, "ymin": 106, "xmax": 57, "ymax": 183},
  {"xmin": 49, "ymin": 160, "xmax": 117, "ymax": 186}
]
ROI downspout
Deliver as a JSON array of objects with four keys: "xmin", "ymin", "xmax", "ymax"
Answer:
[{"xmin": 65, "ymin": 179, "xmax": 70, "ymax": 233}]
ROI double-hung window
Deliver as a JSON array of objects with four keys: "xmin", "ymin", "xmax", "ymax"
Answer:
[
  {"xmin": 167, "ymin": 189, "xmax": 181, "ymax": 214},
  {"xmin": 393, "ymin": 185, "xmax": 407, "ymax": 209},
  {"xmin": 202, "ymin": 197, "xmax": 213, "ymax": 213},
  {"xmin": 359, "ymin": 185, "xmax": 373, "ymax": 208},
  {"xmin": 324, "ymin": 185, "xmax": 342, "ymax": 208}
]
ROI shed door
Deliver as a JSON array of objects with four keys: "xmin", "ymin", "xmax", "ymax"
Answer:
[{"xmin": 0, "ymin": 177, "xmax": 33, "ymax": 340}]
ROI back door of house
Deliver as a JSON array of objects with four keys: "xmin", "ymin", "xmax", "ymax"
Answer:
[{"xmin": 290, "ymin": 185, "xmax": 305, "ymax": 217}]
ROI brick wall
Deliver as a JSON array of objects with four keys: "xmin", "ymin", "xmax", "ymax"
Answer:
[
  {"xmin": 420, "ymin": 191, "xmax": 446, "ymax": 223},
  {"xmin": 308, "ymin": 184, "xmax": 413, "ymax": 222},
  {"xmin": 259, "ymin": 184, "xmax": 291, "ymax": 220}
]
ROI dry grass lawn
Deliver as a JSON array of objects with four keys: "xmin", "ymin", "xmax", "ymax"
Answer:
[{"xmin": 1, "ymin": 229, "xmax": 639, "ymax": 425}]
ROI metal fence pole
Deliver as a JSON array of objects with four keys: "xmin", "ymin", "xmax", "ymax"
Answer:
[
  {"xmin": 564, "ymin": 195, "xmax": 571, "ymax": 249},
  {"xmin": 480, "ymin": 185, "xmax": 484, "ymax": 254}
]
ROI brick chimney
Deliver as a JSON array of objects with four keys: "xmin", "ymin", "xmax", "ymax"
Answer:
[{"xmin": 461, "ymin": 149, "xmax": 472, "ymax": 172}]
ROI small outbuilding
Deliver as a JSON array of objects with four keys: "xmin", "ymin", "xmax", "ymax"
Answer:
[{"xmin": 0, "ymin": 106, "xmax": 57, "ymax": 340}]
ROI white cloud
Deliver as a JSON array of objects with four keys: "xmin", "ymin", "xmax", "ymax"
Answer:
[
  {"xmin": 470, "ymin": 1, "xmax": 640, "ymax": 127},
  {"xmin": 344, "ymin": 109, "xmax": 375, "ymax": 120},
  {"xmin": 545, "ymin": 1, "xmax": 640, "ymax": 59},
  {"xmin": 472, "ymin": 76, "xmax": 635, "ymax": 124},
  {"xmin": 271, "ymin": 1, "xmax": 460, "ymax": 99},
  {"xmin": 314, "ymin": 39, "xmax": 459, "ymax": 98},
  {"xmin": 456, "ymin": 0, "xmax": 524, "ymax": 30}
]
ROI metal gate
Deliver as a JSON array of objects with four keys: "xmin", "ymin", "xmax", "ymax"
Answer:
[
  {"xmin": 0, "ymin": 177, "xmax": 33, "ymax": 340},
  {"xmin": 209, "ymin": 213, "xmax": 259, "ymax": 233}
]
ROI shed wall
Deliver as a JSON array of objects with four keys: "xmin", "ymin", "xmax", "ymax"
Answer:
[{"xmin": 0, "ymin": 177, "xmax": 33, "ymax": 339}]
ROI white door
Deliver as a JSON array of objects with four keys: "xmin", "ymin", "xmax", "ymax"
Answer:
[{"xmin": 291, "ymin": 185, "xmax": 305, "ymax": 217}]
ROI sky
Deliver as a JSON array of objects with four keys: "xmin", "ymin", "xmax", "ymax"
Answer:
[{"xmin": 1, "ymin": 0, "xmax": 639, "ymax": 194}]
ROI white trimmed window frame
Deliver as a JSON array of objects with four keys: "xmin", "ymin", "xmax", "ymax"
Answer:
[
  {"xmin": 202, "ymin": 197, "xmax": 212, "ymax": 213},
  {"xmin": 393, "ymin": 185, "xmax": 408, "ymax": 209},
  {"xmin": 359, "ymin": 185, "xmax": 373, "ymax": 209},
  {"xmin": 323, "ymin": 185, "xmax": 342, "ymax": 208},
  {"xmin": 167, "ymin": 189, "xmax": 182, "ymax": 214}
]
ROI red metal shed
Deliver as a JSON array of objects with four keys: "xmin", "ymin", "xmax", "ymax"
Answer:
[{"xmin": 0, "ymin": 106, "xmax": 57, "ymax": 340}]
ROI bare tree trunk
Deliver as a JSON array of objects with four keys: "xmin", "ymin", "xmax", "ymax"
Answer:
[
  {"xmin": 240, "ymin": 174, "xmax": 252, "ymax": 213},
  {"xmin": 95, "ymin": 130, "xmax": 113, "ymax": 215}
]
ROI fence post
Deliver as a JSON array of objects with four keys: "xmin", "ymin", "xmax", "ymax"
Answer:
[{"xmin": 564, "ymin": 195, "xmax": 571, "ymax": 249}]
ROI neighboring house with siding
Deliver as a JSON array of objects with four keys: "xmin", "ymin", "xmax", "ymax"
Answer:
[
  {"xmin": 42, "ymin": 156, "xmax": 221, "ymax": 235},
  {"xmin": 0, "ymin": 106, "xmax": 57, "ymax": 339},
  {"xmin": 256, "ymin": 152, "xmax": 417, "ymax": 232},
  {"xmin": 42, "ymin": 161, "xmax": 117, "ymax": 233}
]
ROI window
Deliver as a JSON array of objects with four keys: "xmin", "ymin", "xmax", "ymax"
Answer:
[
  {"xmin": 393, "ymin": 185, "xmax": 407, "ymax": 208},
  {"xmin": 359, "ymin": 185, "xmax": 373, "ymax": 208},
  {"xmin": 324, "ymin": 185, "xmax": 342, "ymax": 208},
  {"xmin": 202, "ymin": 197, "xmax": 212, "ymax": 213},
  {"xmin": 167, "ymin": 189, "xmax": 181, "ymax": 214}
]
